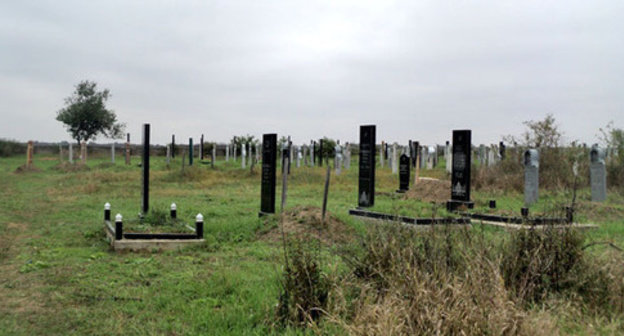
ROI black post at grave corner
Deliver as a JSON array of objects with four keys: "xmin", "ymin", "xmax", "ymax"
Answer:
[
  {"xmin": 447, "ymin": 130, "xmax": 474, "ymax": 211},
  {"xmin": 397, "ymin": 154, "xmax": 410, "ymax": 193},
  {"xmin": 259, "ymin": 133, "xmax": 277, "ymax": 216},
  {"xmin": 142, "ymin": 124, "xmax": 150, "ymax": 214},
  {"xmin": 358, "ymin": 125, "xmax": 376, "ymax": 207}
]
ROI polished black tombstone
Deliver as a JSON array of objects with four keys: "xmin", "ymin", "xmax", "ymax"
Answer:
[
  {"xmin": 260, "ymin": 134, "xmax": 277, "ymax": 216},
  {"xmin": 397, "ymin": 154, "xmax": 410, "ymax": 193},
  {"xmin": 189, "ymin": 138, "xmax": 193, "ymax": 166},
  {"xmin": 171, "ymin": 134, "xmax": 175, "ymax": 158},
  {"xmin": 200, "ymin": 134, "xmax": 204, "ymax": 160},
  {"xmin": 447, "ymin": 130, "xmax": 474, "ymax": 211},
  {"xmin": 499, "ymin": 141, "xmax": 506, "ymax": 160},
  {"xmin": 319, "ymin": 139, "xmax": 324, "ymax": 167},
  {"xmin": 142, "ymin": 124, "xmax": 150, "ymax": 214},
  {"xmin": 358, "ymin": 125, "xmax": 376, "ymax": 207}
]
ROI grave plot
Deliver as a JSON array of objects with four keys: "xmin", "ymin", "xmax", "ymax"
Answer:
[
  {"xmin": 102, "ymin": 124, "xmax": 205, "ymax": 251},
  {"xmin": 349, "ymin": 125, "xmax": 471, "ymax": 227},
  {"xmin": 450, "ymin": 148, "xmax": 597, "ymax": 230}
]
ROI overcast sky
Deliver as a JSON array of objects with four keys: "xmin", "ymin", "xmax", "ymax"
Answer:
[{"xmin": 1, "ymin": 1, "xmax": 622, "ymax": 146}]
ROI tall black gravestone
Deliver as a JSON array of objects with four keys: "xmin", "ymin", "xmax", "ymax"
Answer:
[
  {"xmin": 447, "ymin": 130, "xmax": 474, "ymax": 211},
  {"xmin": 200, "ymin": 134, "xmax": 204, "ymax": 160},
  {"xmin": 189, "ymin": 138, "xmax": 193, "ymax": 166},
  {"xmin": 397, "ymin": 154, "xmax": 410, "ymax": 193},
  {"xmin": 319, "ymin": 139, "xmax": 324, "ymax": 167},
  {"xmin": 171, "ymin": 134, "xmax": 175, "ymax": 158},
  {"xmin": 499, "ymin": 141, "xmax": 506, "ymax": 160},
  {"xmin": 260, "ymin": 134, "xmax": 277, "ymax": 216},
  {"xmin": 412, "ymin": 141, "xmax": 419, "ymax": 168},
  {"xmin": 358, "ymin": 125, "xmax": 376, "ymax": 207},
  {"xmin": 142, "ymin": 124, "xmax": 150, "ymax": 214}
]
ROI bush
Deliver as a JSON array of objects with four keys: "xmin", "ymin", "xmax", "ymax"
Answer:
[
  {"xmin": 276, "ymin": 237, "xmax": 330, "ymax": 327},
  {"xmin": 502, "ymin": 227, "xmax": 585, "ymax": 303},
  {"xmin": 0, "ymin": 139, "xmax": 25, "ymax": 157}
]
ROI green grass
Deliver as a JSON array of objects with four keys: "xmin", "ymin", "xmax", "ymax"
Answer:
[{"xmin": 0, "ymin": 153, "xmax": 623, "ymax": 335}]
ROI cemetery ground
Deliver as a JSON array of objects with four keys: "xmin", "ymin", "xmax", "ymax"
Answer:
[{"xmin": 1, "ymin": 153, "xmax": 624, "ymax": 335}]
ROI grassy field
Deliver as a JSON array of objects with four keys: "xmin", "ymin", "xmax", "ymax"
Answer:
[{"xmin": 1, "ymin": 153, "xmax": 623, "ymax": 335}]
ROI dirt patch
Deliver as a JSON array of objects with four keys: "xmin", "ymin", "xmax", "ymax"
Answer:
[
  {"xmin": 259, "ymin": 206, "xmax": 354, "ymax": 246},
  {"xmin": 404, "ymin": 178, "xmax": 450, "ymax": 203},
  {"xmin": 14, "ymin": 164, "xmax": 41, "ymax": 174}
]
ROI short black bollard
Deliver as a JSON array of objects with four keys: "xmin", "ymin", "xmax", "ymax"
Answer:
[
  {"xmin": 115, "ymin": 214, "xmax": 123, "ymax": 240},
  {"xmin": 565, "ymin": 206, "xmax": 574, "ymax": 223},
  {"xmin": 521, "ymin": 207, "xmax": 529, "ymax": 218},
  {"xmin": 170, "ymin": 203, "xmax": 177, "ymax": 219},
  {"xmin": 489, "ymin": 200, "xmax": 496, "ymax": 209},
  {"xmin": 195, "ymin": 213, "xmax": 204, "ymax": 239},
  {"xmin": 104, "ymin": 202, "xmax": 111, "ymax": 221}
]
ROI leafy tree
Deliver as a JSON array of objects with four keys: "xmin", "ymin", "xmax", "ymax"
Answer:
[
  {"xmin": 231, "ymin": 134, "xmax": 258, "ymax": 152},
  {"xmin": 56, "ymin": 80, "xmax": 125, "ymax": 144},
  {"xmin": 598, "ymin": 121, "xmax": 624, "ymax": 160}
]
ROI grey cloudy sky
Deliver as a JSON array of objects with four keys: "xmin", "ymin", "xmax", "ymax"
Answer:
[{"xmin": 1, "ymin": 0, "xmax": 622, "ymax": 146}]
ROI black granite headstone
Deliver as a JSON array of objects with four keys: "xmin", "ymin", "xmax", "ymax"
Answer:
[
  {"xmin": 447, "ymin": 130, "xmax": 474, "ymax": 211},
  {"xmin": 398, "ymin": 154, "xmax": 410, "ymax": 192},
  {"xmin": 260, "ymin": 134, "xmax": 277, "ymax": 216},
  {"xmin": 499, "ymin": 141, "xmax": 506, "ymax": 160},
  {"xmin": 412, "ymin": 141, "xmax": 419, "ymax": 168},
  {"xmin": 171, "ymin": 134, "xmax": 175, "ymax": 158},
  {"xmin": 319, "ymin": 139, "xmax": 324, "ymax": 167},
  {"xmin": 358, "ymin": 125, "xmax": 376, "ymax": 207},
  {"xmin": 189, "ymin": 138, "xmax": 193, "ymax": 166},
  {"xmin": 142, "ymin": 124, "xmax": 150, "ymax": 214},
  {"xmin": 200, "ymin": 134, "xmax": 204, "ymax": 160}
]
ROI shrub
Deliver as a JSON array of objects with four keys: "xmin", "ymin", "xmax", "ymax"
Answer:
[
  {"xmin": 0, "ymin": 139, "xmax": 25, "ymax": 157},
  {"xmin": 276, "ymin": 236, "xmax": 330, "ymax": 327}
]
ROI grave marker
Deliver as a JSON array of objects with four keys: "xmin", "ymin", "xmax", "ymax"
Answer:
[
  {"xmin": 212, "ymin": 144, "xmax": 216, "ymax": 168},
  {"xmin": 166, "ymin": 144, "xmax": 171, "ymax": 165},
  {"xmin": 524, "ymin": 149, "xmax": 539, "ymax": 205},
  {"xmin": 69, "ymin": 143, "xmax": 73, "ymax": 163},
  {"xmin": 200, "ymin": 134, "xmax": 204, "ymax": 160},
  {"xmin": 80, "ymin": 141, "xmax": 87, "ymax": 163},
  {"xmin": 447, "ymin": 130, "xmax": 474, "ymax": 211},
  {"xmin": 335, "ymin": 141, "xmax": 342, "ymax": 175},
  {"xmin": 142, "ymin": 124, "xmax": 150, "ymax": 214},
  {"xmin": 260, "ymin": 134, "xmax": 277, "ymax": 216},
  {"xmin": 319, "ymin": 139, "xmax": 324, "ymax": 166},
  {"xmin": 380, "ymin": 141, "xmax": 385, "ymax": 168},
  {"xmin": 111, "ymin": 143, "xmax": 115, "ymax": 163},
  {"xmin": 26, "ymin": 141, "xmax": 34, "ymax": 168},
  {"xmin": 358, "ymin": 125, "xmax": 376, "ymax": 207},
  {"xmin": 397, "ymin": 154, "xmax": 410, "ymax": 192},
  {"xmin": 391, "ymin": 143, "xmax": 398, "ymax": 174},
  {"xmin": 590, "ymin": 145, "xmax": 607, "ymax": 202},
  {"xmin": 242, "ymin": 143, "xmax": 247, "ymax": 169},
  {"xmin": 226, "ymin": 144, "xmax": 229, "ymax": 161},
  {"xmin": 125, "ymin": 133, "xmax": 131, "ymax": 165},
  {"xmin": 189, "ymin": 138, "xmax": 193, "ymax": 166},
  {"xmin": 171, "ymin": 135, "xmax": 175, "ymax": 158}
]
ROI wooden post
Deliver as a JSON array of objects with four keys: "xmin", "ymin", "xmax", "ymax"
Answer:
[{"xmin": 26, "ymin": 141, "xmax": 33, "ymax": 168}]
